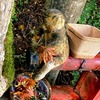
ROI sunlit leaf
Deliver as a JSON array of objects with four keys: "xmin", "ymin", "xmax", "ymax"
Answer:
[{"xmin": 38, "ymin": 46, "xmax": 57, "ymax": 64}]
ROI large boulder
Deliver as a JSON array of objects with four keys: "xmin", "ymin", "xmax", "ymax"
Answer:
[{"xmin": 0, "ymin": 0, "xmax": 15, "ymax": 97}]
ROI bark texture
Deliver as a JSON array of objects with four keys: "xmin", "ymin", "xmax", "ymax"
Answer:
[
  {"xmin": 0, "ymin": 0, "xmax": 14, "ymax": 97},
  {"xmin": 45, "ymin": 0, "xmax": 86, "ymax": 85}
]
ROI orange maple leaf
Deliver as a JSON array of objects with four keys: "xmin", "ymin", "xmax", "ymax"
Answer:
[
  {"xmin": 15, "ymin": 76, "xmax": 36, "ymax": 89},
  {"xmin": 10, "ymin": 76, "xmax": 36, "ymax": 100},
  {"xmin": 38, "ymin": 46, "xmax": 57, "ymax": 64},
  {"xmin": 11, "ymin": 90, "xmax": 34, "ymax": 100}
]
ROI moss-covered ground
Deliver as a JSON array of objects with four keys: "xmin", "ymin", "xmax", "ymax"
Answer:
[{"xmin": 3, "ymin": 8, "xmax": 15, "ymax": 86}]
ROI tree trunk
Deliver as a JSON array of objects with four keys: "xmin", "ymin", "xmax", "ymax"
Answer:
[
  {"xmin": 0, "ymin": 0, "xmax": 14, "ymax": 97},
  {"xmin": 45, "ymin": 0, "xmax": 86, "ymax": 85}
]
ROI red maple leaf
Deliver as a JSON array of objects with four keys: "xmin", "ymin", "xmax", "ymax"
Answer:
[
  {"xmin": 38, "ymin": 46, "xmax": 57, "ymax": 64},
  {"xmin": 10, "ymin": 76, "xmax": 36, "ymax": 100}
]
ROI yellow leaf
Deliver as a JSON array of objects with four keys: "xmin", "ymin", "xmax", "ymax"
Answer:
[{"xmin": 18, "ymin": 25, "xmax": 25, "ymax": 31}]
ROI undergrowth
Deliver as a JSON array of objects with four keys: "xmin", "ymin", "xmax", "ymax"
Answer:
[{"xmin": 78, "ymin": 0, "xmax": 100, "ymax": 28}]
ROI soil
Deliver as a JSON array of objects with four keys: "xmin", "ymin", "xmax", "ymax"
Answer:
[
  {"xmin": 13, "ymin": 0, "xmax": 100, "ymax": 86},
  {"xmin": 14, "ymin": 0, "xmax": 46, "ymax": 75},
  {"xmin": 13, "ymin": 0, "xmax": 78, "ymax": 86},
  {"xmin": 14, "ymin": 0, "xmax": 46, "ymax": 55}
]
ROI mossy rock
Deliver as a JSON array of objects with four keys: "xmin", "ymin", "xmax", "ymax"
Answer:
[
  {"xmin": 3, "ymin": 20, "xmax": 15, "ymax": 86},
  {"xmin": 2, "ymin": 3, "xmax": 15, "ymax": 88}
]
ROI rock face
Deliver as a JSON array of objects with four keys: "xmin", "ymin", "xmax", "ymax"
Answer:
[{"xmin": 0, "ymin": 0, "xmax": 14, "ymax": 97}]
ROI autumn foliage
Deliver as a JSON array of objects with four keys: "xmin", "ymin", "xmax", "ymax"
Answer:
[
  {"xmin": 10, "ymin": 76, "xmax": 36, "ymax": 100},
  {"xmin": 38, "ymin": 46, "xmax": 57, "ymax": 64}
]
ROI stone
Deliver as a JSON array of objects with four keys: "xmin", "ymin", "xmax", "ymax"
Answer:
[{"xmin": 0, "ymin": 0, "xmax": 14, "ymax": 97}]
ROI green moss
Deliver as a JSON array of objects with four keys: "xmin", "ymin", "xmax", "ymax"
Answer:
[{"xmin": 3, "ymin": 5, "xmax": 15, "ymax": 86}]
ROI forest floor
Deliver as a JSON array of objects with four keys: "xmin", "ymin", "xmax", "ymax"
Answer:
[
  {"xmin": 13, "ymin": 0, "xmax": 76, "ymax": 86},
  {"xmin": 13, "ymin": 0, "xmax": 100, "ymax": 86}
]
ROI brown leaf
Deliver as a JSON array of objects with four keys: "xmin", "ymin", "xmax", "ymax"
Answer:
[
  {"xmin": 39, "ymin": 46, "xmax": 57, "ymax": 64},
  {"xmin": 10, "ymin": 76, "xmax": 36, "ymax": 100},
  {"xmin": 18, "ymin": 25, "xmax": 25, "ymax": 31}
]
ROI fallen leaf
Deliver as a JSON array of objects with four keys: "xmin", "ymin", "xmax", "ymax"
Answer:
[
  {"xmin": 18, "ymin": 25, "xmax": 25, "ymax": 31},
  {"xmin": 39, "ymin": 46, "xmax": 57, "ymax": 64}
]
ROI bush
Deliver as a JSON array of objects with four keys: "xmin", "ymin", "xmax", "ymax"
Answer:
[{"xmin": 78, "ymin": 0, "xmax": 100, "ymax": 29}]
